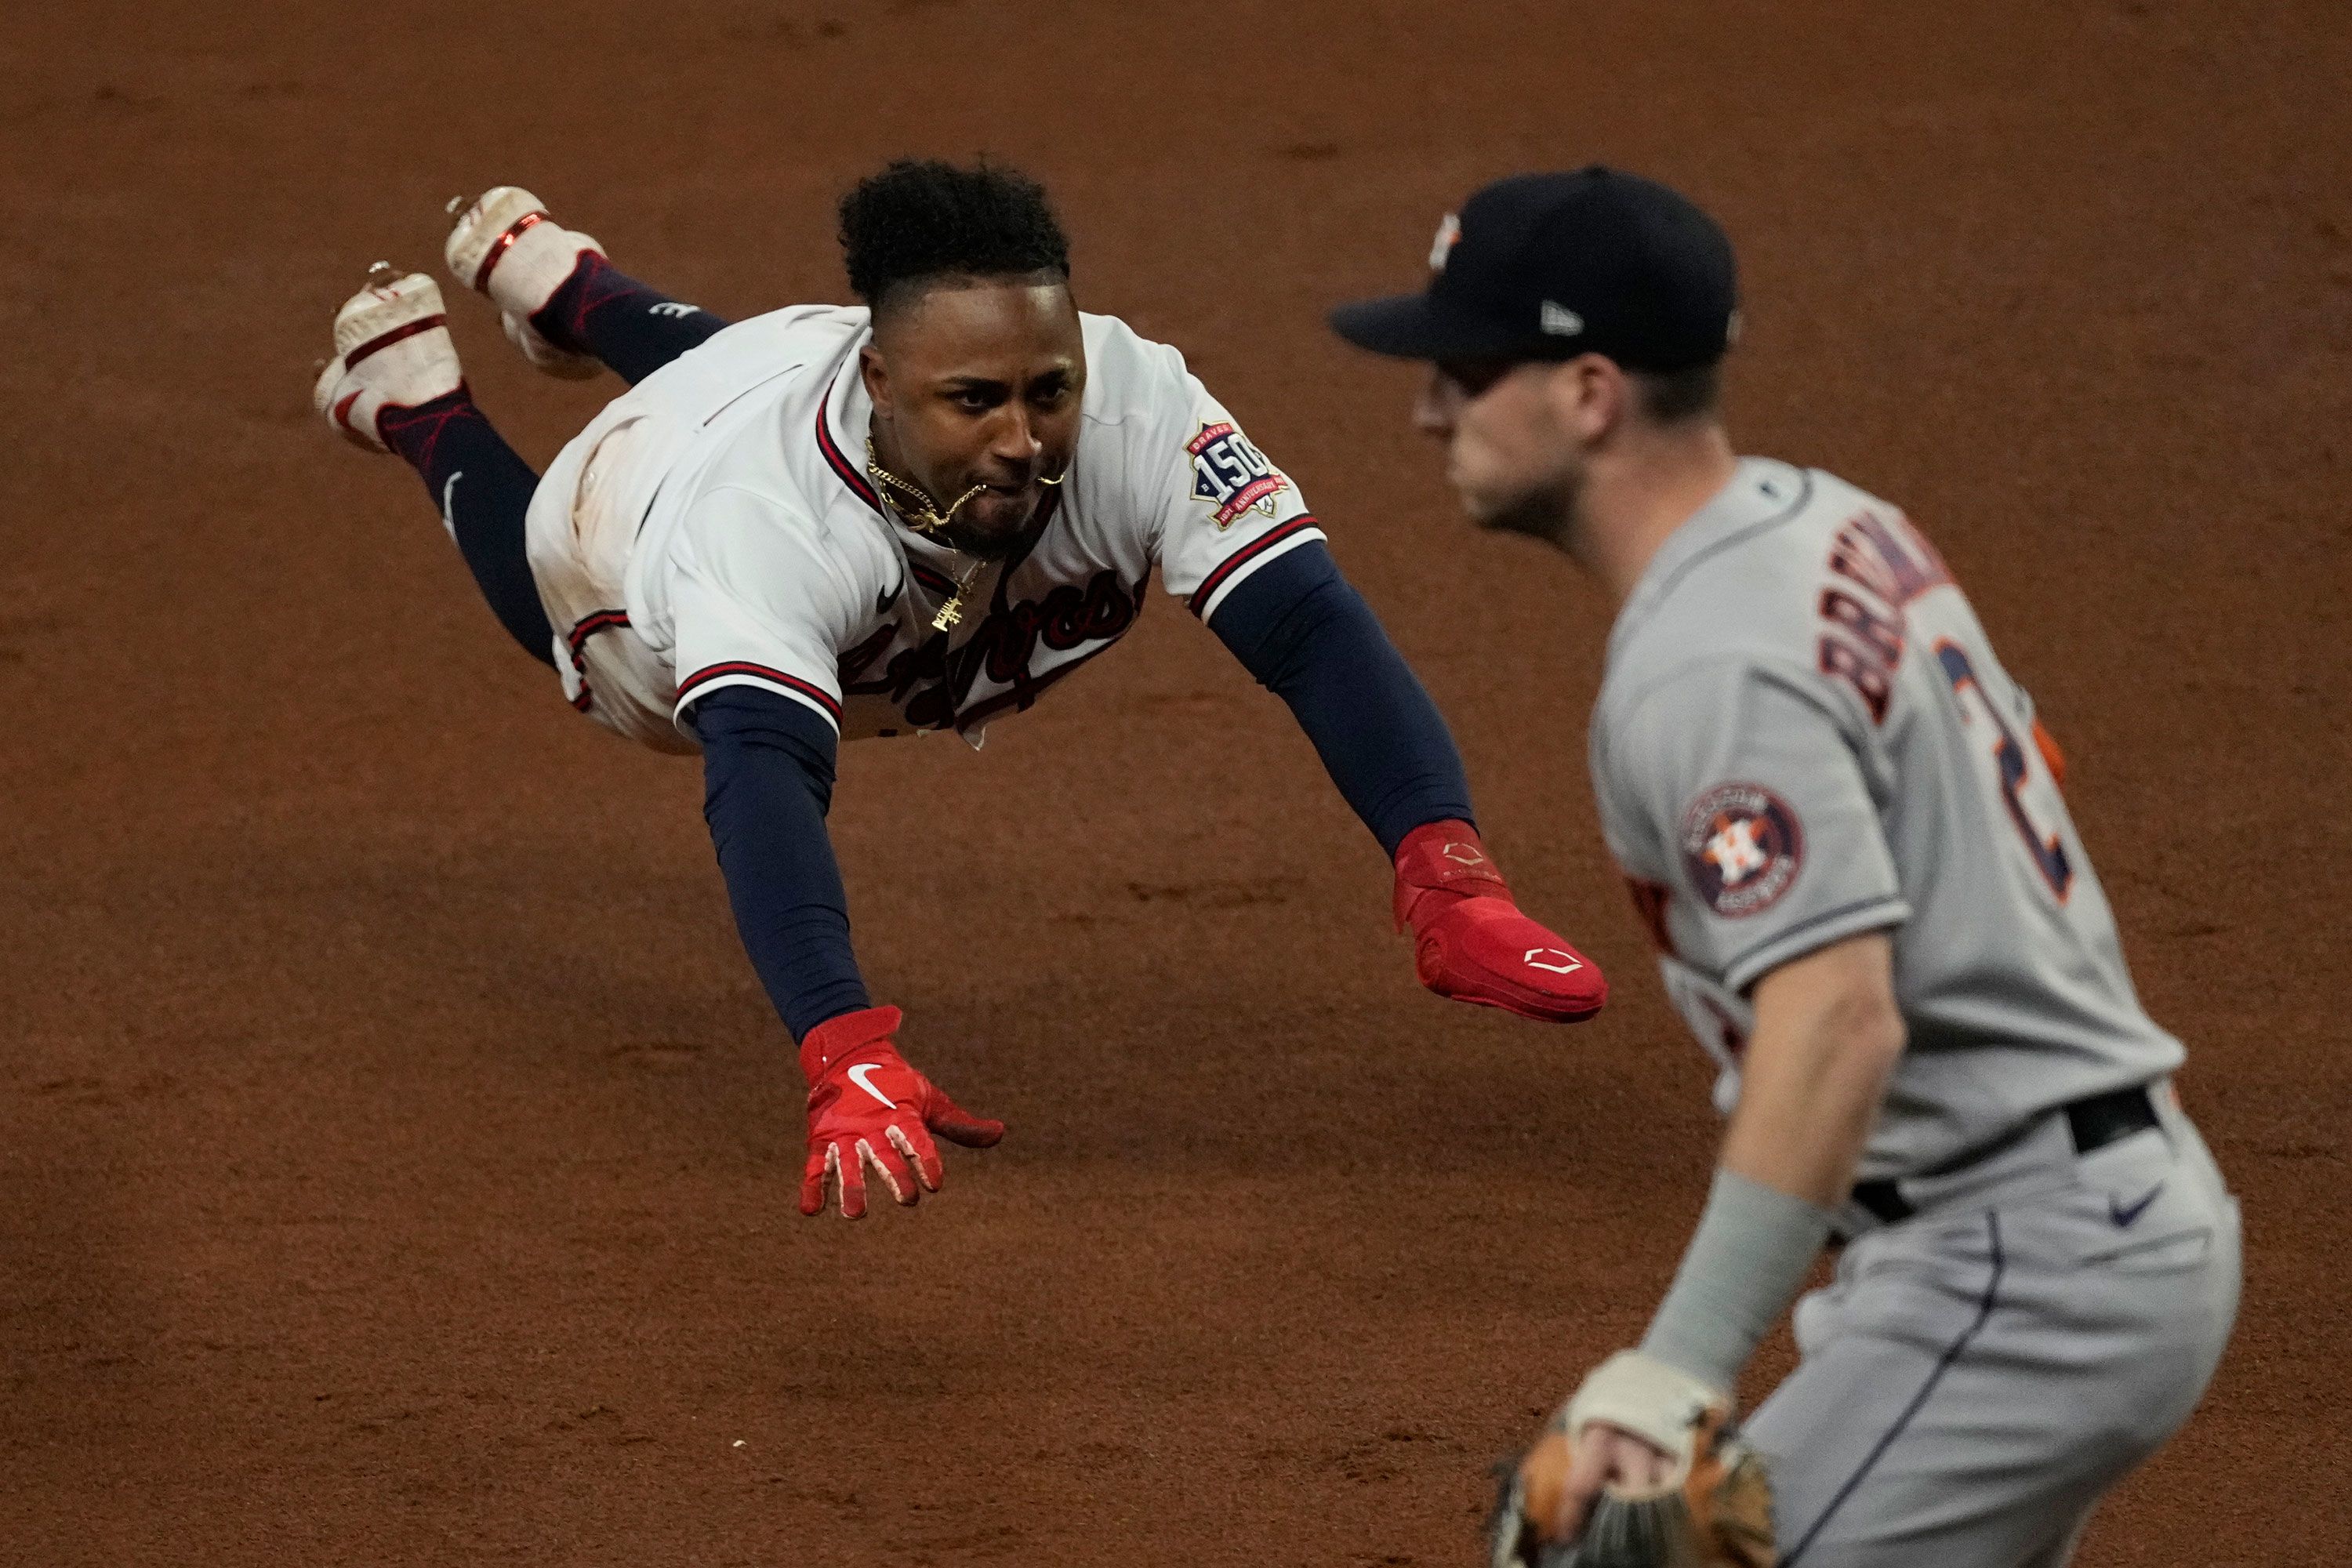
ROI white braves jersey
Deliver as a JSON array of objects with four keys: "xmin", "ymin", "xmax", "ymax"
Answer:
[
  {"xmin": 1590, "ymin": 459, "xmax": 2184, "ymax": 1181},
  {"xmin": 538, "ymin": 304, "xmax": 1323, "ymax": 746}
]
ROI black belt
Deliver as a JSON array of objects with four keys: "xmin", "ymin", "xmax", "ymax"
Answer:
[{"xmin": 1850, "ymin": 1084, "xmax": 2161, "ymax": 1225}]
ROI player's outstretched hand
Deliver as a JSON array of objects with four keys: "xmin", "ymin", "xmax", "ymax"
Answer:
[
  {"xmin": 1392, "ymin": 820, "xmax": 1608, "ymax": 1023},
  {"xmin": 796, "ymin": 1005, "xmax": 1005, "ymax": 1220}
]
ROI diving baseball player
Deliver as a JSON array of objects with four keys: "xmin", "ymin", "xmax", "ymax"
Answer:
[
  {"xmin": 1331, "ymin": 169, "xmax": 2241, "ymax": 1566},
  {"xmin": 310, "ymin": 160, "xmax": 1609, "ymax": 1221}
]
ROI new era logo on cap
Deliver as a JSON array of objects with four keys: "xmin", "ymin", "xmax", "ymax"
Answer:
[{"xmin": 1540, "ymin": 299, "xmax": 1584, "ymax": 336}]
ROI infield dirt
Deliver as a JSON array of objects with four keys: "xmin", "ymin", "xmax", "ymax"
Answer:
[{"xmin": 2, "ymin": 3, "xmax": 2344, "ymax": 1564}]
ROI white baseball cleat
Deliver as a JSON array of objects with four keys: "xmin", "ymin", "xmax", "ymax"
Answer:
[
  {"xmin": 444, "ymin": 186, "xmax": 604, "ymax": 379},
  {"xmin": 311, "ymin": 264, "xmax": 464, "ymax": 452}
]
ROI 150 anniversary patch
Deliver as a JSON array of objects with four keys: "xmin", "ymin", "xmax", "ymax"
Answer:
[{"xmin": 1187, "ymin": 421, "xmax": 1289, "ymax": 528}]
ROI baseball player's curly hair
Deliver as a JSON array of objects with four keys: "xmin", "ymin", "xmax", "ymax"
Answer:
[{"xmin": 840, "ymin": 159, "xmax": 1071, "ymax": 314}]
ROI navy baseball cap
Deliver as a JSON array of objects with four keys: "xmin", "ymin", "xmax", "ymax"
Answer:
[{"xmin": 1330, "ymin": 167, "xmax": 1738, "ymax": 372}]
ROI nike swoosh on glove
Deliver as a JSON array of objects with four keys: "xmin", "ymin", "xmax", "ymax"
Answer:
[
  {"xmin": 797, "ymin": 1005, "xmax": 1005, "ymax": 1220},
  {"xmin": 1392, "ymin": 820, "xmax": 1607, "ymax": 1023}
]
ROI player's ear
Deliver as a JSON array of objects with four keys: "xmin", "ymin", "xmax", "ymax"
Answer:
[
  {"xmin": 1548, "ymin": 355, "xmax": 1624, "ymax": 445},
  {"xmin": 858, "ymin": 343, "xmax": 893, "ymax": 421}
]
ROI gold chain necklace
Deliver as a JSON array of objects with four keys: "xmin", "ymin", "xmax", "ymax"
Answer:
[
  {"xmin": 866, "ymin": 436, "xmax": 989, "ymax": 630},
  {"xmin": 863, "ymin": 437, "xmax": 1066, "ymax": 632},
  {"xmin": 864, "ymin": 437, "xmax": 991, "ymax": 539}
]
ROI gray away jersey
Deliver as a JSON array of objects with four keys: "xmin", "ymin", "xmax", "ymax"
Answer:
[{"xmin": 1591, "ymin": 459, "xmax": 2183, "ymax": 1181}]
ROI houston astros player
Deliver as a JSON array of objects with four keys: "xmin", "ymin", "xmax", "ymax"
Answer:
[
  {"xmin": 1331, "ymin": 169, "xmax": 2241, "ymax": 1566},
  {"xmin": 309, "ymin": 160, "xmax": 1608, "ymax": 1221}
]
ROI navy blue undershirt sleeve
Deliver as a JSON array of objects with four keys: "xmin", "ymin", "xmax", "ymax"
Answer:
[
  {"xmin": 692, "ymin": 685, "xmax": 871, "ymax": 1041},
  {"xmin": 1207, "ymin": 541, "xmax": 1475, "ymax": 857}
]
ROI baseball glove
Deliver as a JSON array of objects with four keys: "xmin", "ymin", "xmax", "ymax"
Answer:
[{"xmin": 1490, "ymin": 1353, "xmax": 1775, "ymax": 1568}]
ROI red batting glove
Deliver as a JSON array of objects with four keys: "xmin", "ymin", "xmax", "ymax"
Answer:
[
  {"xmin": 797, "ymin": 1005, "xmax": 1005, "ymax": 1220},
  {"xmin": 1392, "ymin": 820, "xmax": 1608, "ymax": 1023}
]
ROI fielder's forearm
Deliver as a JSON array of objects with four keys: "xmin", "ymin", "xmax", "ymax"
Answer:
[
  {"xmin": 1639, "ymin": 932, "xmax": 1904, "ymax": 1390},
  {"xmin": 1719, "ymin": 931, "xmax": 1906, "ymax": 1207}
]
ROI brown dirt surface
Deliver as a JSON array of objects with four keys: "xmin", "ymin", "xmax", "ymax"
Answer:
[{"xmin": 3, "ymin": 2, "xmax": 2345, "ymax": 1563}]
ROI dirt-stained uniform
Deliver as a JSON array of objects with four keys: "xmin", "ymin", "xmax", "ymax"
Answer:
[{"xmin": 524, "ymin": 304, "xmax": 1321, "ymax": 753}]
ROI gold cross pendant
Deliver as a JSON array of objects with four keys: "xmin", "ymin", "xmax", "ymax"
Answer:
[{"xmin": 930, "ymin": 559, "xmax": 985, "ymax": 633}]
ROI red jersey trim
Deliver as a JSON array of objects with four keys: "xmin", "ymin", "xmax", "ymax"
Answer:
[
  {"xmin": 1186, "ymin": 516, "xmax": 1319, "ymax": 618},
  {"xmin": 675, "ymin": 661, "xmax": 844, "ymax": 724},
  {"xmin": 813, "ymin": 375, "xmax": 883, "ymax": 517}
]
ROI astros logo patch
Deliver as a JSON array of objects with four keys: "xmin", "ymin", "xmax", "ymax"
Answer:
[
  {"xmin": 1187, "ymin": 421, "xmax": 1288, "ymax": 528},
  {"xmin": 1679, "ymin": 782, "xmax": 1803, "ymax": 918}
]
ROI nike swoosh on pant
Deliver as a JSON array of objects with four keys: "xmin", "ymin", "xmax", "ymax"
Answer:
[
  {"xmin": 440, "ymin": 470, "xmax": 463, "ymax": 540},
  {"xmin": 2110, "ymin": 1181, "xmax": 2165, "ymax": 1228}
]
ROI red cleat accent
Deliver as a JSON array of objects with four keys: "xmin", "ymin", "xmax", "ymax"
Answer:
[{"xmin": 473, "ymin": 209, "xmax": 546, "ymax": 294}]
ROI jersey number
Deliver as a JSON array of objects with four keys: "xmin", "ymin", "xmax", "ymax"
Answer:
[{"xmin": 1934, "ymin": 638, "xmax": 2073, "ymax": 900}]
